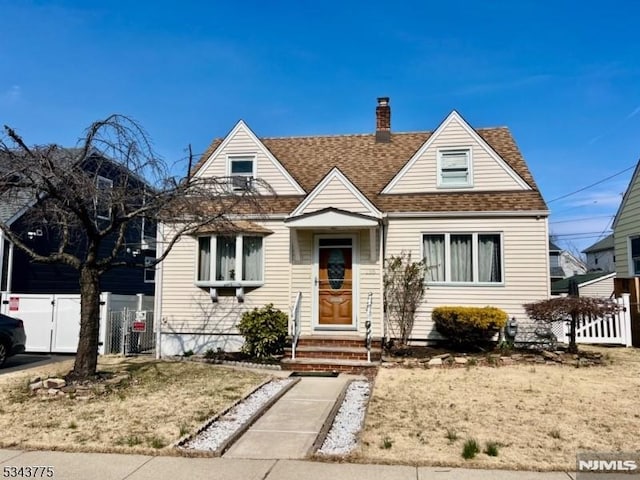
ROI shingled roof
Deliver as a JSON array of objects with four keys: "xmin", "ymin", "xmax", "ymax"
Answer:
[{"xmin": 195, "ymin": 123, "xmax": 547, "ymax": 214}]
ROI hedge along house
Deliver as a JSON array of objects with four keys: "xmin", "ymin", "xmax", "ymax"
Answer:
[{"xmin": 155, "ymin": 98, "xmax": 550, "ymax": 371}]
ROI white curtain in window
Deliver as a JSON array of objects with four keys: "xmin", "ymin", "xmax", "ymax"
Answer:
[
  {"xmin": 216, "ymin": 236, "xmax": 236, "ymax": 280},
  {"xmin": 450, "ymin": 235, "xmax": 472, "ymax": 282},
  {"xmin": 423, "ymin": 235, "xmax": 445, "ymax": 281},
  {"xmin": 479, "ymin": 234, "xmax": 501, "ymax": 282},
  {"xmin": 242, "ymin": 236, "xmax": 263, "ymax": 281},
  {"xmin": 198, "ymin": 237, "xmax": 210, "ymax": 281}
]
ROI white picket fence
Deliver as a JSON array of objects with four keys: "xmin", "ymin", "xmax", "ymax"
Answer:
[{"xmin": 555, "ymin": 293, "xmax": 633, "ymax": 347}]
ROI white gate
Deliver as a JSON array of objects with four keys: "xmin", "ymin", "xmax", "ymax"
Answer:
[
  {"xmin": 0, "ymin": 292, "xmax": 153, "ymax": 354},
  {"xmin": 558, "ymin": 293, "xmax": 633, "ymax": 347}
]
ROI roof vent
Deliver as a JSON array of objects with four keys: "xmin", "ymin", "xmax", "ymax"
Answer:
[{"xmin": 375, "ymin": 97, "xmax": 391, "ymax": 143}]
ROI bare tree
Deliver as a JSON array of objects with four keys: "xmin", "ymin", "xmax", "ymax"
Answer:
[
  {"xmin": 383, "ymin": 252, "xmax": 426, "ymax": 346},
  {"xmin": 0, "ymin": 115, "xmax": 269, "ymax": 380}
]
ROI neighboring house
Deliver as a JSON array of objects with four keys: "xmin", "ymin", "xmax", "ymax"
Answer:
[
  {"xmin": 0, "ymin": 149, "xmax": 155, "ymax": 297},
  {"xmin": 156, "ymin": 98, "xmax": 550, "ymax": 364},
  {"xmin": 582, "ymin": 234, "xmax": 615, "ymax": 272},
  {"xmin": 613, "ymin": 159, "xmax": 640, "ymax": 277},
  {"xmin": 551, "ymin": 271, "xmax": 615, "ymax": 297},
  {"xmin": 549, "ymin": 239, "xmax": 587, "ymax": 282}
]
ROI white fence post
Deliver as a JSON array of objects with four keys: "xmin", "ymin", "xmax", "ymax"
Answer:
[
  {"xmin": 98, "ymin": 292, "xmax": 111, "ymax": 355},
  {"xmin": 622, "ymin": 293, "xmax": 632, "ymax": 347}
]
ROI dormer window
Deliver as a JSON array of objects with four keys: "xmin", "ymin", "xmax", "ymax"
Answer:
[
  {"xmin": 229, "ymin": 156, "xmax": 255, "ymax": 191},
  {"xmin": 438, "ymin": 148, "xmax": 472, "ymax": 188}
]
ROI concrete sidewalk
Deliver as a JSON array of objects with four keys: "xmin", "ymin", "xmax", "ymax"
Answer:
[
  {"xmin": 224, "ymin": 375, "xmax": 350, "ymax": 459},
  {"xmin": 0, "ymin": 449, "xmax": 577, "ymax": 480}
]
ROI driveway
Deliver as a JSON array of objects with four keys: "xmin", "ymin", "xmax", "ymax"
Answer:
[{"xmin": 1, "ymin": 354, "xmax": 73, "ymax": 375}]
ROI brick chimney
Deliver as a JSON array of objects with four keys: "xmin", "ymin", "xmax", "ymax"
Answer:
[{"xmin": 375, "ymin": 97, "xmax": 391, "ymax": 143}]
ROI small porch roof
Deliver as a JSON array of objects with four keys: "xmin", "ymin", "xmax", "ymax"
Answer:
[{"xmin": 284, "ymin": 207, "xmax": 380, "ymax": 229}]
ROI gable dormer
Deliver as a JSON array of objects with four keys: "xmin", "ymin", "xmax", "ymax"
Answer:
[
  {"xmin": 194, "ymin": 120, "xmax": 305, "ymax": 196},
  {"xmin": 382, "ymin": 111, "xmax": 531, "ymax": 194}
]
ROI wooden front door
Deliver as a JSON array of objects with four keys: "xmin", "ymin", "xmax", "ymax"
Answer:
[{"xmin": 318, "ymin": 240, "xmax": 353, "ymax": 326}]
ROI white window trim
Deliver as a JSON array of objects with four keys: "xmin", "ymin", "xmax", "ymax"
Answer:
[
  {"xmin": 421, "ymin": 232, "xmax": 504, "ymax": 286},
  {"xmin": 226, "ymin": 154, "xmax": 258, "ymax": 193},
  {"xmin": 436, "ymin": 147, "xmax": 473, "ymax": 189},
  {"xmin": 95, "ymin": 175, "xmax": 114, "ymax": 220},
  {"xmin": 195, "ymin": 234, "xmax": 265, "ymax": 288}
]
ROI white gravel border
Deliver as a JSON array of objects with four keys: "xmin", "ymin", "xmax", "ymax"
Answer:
[
  {"xmin": 317, "ymin": 380, "xmax": 371, "ymax": 455},
  {"xmin": 180, "ymin": 378, "xmax": 294, "ymax": 452}
]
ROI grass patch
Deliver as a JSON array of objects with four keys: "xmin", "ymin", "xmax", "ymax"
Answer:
[
  {"xmin": 0, "ymin": 357, "xmax": 269, "ymax": 453},
  {"xmin": 484, "ymin": 440, "xmax": 500, "ymax": 457},
  {"xmin": 462, "ymin": 438, "xmax": 480, "ymax": 459},
  {"xmin": 445, "ymin": 428, "xmax": 458, "ymax": 444}
]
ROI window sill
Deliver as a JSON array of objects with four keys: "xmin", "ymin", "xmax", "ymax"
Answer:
[
  {"xmin": 195, "ymin": 281, "xmax": 264, "ymax": 288},
  {"xmin": 425, "ymin": 281, "xmax": 504, "ymax": 287},
  {"xmin": 435, "ymin": 184, "xmax": 474, "ymax": 190}
]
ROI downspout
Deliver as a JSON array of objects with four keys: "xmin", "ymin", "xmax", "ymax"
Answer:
[
  {"xmin": 154, "ymin": 222, "xmax": 164, "ymax": 359},
  {"xmin": 380, "ymin": 215, "xmax": 387, "ymax": 342}
]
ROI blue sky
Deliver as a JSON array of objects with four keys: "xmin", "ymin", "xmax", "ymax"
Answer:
[{"xmin": 1, "ymin": 0, "xmax": 639, "ymax": 254}]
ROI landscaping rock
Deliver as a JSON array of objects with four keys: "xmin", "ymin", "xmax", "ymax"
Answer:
[
  {"xmin": 454, "ymin": 357, "xmax": 468, "ymax": 365},
  {"xmin": 61, "ymin": 386, "xmax": 76, "ymax": 394},
  {"xmin": 541, "ymin": 351, "xmax": 562, "ymax": 363},
  {"xmin": 29, "ymin": 381, "xmax": 43, "ymax": 391},
  {"xmin": 30, "ymin": 376, "xmax": 41, "ymax": 384},
  {"xmin": 428, "ymin": 358, "xmax": 443, "ymax": 367},
  {"xmin": 433, "ymin": 353, "xmax": 451, "ymax": 360},
  {"xmin": 44, "ymin": 378, "xmax": 66, "ymax": 389},
  {"xmin": 47, "ymin": 388, "xmax": 58, "ymax": 395},
  {"xmin": 500, "ymin": 357, "xmax": 515, "ymax": 365}
]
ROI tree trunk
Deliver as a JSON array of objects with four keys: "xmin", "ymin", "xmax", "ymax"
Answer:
[
  {"xmin": 568, "ymin": 313, "xmax": 578, "ymax": 354},
  {"xmin": 71, "ymin": 266, "xmax": 101, "ymax": 379}
]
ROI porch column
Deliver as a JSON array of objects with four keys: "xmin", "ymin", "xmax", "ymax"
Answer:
[{"xmin": 369, "ymin": 228, "xmax": 377, "ymax": 261}]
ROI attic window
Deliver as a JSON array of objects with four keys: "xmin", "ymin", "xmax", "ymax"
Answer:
[
  {"xmin": 438, "ymin": 149, "xmax": 471, "ymax": 187},
  {"xmin": 228, "ymin": 156, "xmax": 255, "ymax": 191}
]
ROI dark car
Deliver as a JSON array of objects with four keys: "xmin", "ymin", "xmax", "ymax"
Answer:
[{"xmin": 0, "ymin": 313, "xmax": 26, "ymax": 366}]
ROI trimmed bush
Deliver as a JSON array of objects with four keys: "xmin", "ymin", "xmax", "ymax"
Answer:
[
  {"xmin": 433, "ymin": 306, "xmax": 508, "ymax": 348},
  {"xmin": 237, "ymin": 304, "xmax": 288, "ymax": 358}
]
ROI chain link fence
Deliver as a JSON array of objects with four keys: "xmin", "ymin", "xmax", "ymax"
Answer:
[{"xmin": 104, "ymin": 309, "xmax": 155, "ymax": 355}]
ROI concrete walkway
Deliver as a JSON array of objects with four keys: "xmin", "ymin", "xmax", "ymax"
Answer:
[
  {"xmin": 223, "ymin": 375, "xmax": 351, "ymax": 459},
  {"xmin": 0, "ymin": 449, "xmax": 577, "ymax": 480}
]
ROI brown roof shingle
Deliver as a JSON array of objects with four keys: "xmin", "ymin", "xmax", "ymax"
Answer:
[{"xmin": 195, "ymin": 126, "xmax": 547, "ymax": 214}]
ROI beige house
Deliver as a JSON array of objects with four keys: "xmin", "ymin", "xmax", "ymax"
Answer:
[
  {"xmin": 155, "ymin": 98, "xmax": 550, "ymax": 367},
  {"xmin": 613, "ymin": 160, "xmax": 640, "ymax": 277}
]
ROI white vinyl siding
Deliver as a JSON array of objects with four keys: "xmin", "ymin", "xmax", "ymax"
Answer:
[
  {"xmin": 579, "ymin": 276, "xmax": 615, "ymax": 298},
  {"xmin": 295, "ymin": 174, "xmax": 374, "ymax": 216},
  {"xmin": 159, "ymin": 221, "xmax": 291, "ymax": 335},
  {"xmin": 387, "ymin": 216, "xmax": 549, "ymax": 340},
  {"xmin": 385, "ymin": 116, "xmax": 526, "ymax": 194},
  {"xmin": 197, "ymin": 124, "xmax": 303, "ymax": 195}
]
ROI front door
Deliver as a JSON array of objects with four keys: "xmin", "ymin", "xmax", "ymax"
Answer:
[{"xmin": 318, "ymin": 238, "xmax": 353, "ymax": 326}]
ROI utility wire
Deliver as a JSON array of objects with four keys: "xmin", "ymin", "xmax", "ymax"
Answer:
[{"xmin": 547, "ymin": 164, "xmax": 635, "ymax": 204}]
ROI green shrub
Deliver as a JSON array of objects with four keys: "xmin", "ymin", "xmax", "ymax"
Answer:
[
  {"xmin": 237, "ymin": 304, "xmax": 288, "ymax": 358},
  {"xmin": 433, "ymin": 306, "xmax": 508, "ymax": 348}
]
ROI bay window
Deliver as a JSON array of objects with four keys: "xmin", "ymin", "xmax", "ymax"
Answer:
[
  {"xmin": 423, "ymin": 233, "xmax": 502, "ymax": 284},
  {"xmin": 197, "ymin": 234, "xmax": 263, "ymax": 286}
]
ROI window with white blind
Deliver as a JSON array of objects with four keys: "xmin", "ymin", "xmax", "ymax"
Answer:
[
  {"xmin": 423, "ymin": 233, "xmax": 502, "ymax": 284},
  {"xmin": 438, "ymin": 149, "xmax": 471, "ymax": 187},
  {"xmin": 197, "ymin": 235, "xmax": 264, "ymax": 286}
]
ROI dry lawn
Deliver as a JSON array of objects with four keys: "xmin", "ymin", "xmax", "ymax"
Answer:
[
  {"xmin": 357, "ymin": 347, "xmax": 640, "ymax": 471},
  {"xmin": 0, "ymin": 357, "xmax": 269, "ymax": 454}
]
